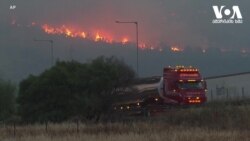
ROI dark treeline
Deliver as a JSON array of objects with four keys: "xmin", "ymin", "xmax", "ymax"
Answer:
[
  {"xmin": 0, "ymin": 56, "xmax": 135, "ymax": 123},
  {"xmin": 0, "ymin": 79, "xmax": 16, "ymax": 121}
]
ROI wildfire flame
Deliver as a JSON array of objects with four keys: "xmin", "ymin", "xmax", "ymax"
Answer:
[
  {"xmin": 122, "ymin": 38, "xmax": 129, "ymax": 44},
  {"xmin": 81, "ymin": 32, "xmax": 86, "ymax": 38},
  {"xmin": 12, "ymin": 21, "xmax": 250, "ymax": 55},
  {"xmin": 171, "ymin": 46, "xmax": 184, "ymax": 52},
  {"xmin": 9, "ymin": 19, "xmax": 250, "ymax": 55},
  {"xmin": 42, "ymin": 24, "xmax": 87, "ymax": 39},
  {"xmin": 139, "ymin": 43, "xmax": 146, "ymax": 49},
  {"xmin": 95, "ymin": 33, "xmax": 102, "ymax": 41},
  {"xmin": 40, "ymin": 24, "xmax": 163, "ymax": 50},
  {"xmin": 42, "ymin": 24, "xmax": 117, "ymax": 43}
]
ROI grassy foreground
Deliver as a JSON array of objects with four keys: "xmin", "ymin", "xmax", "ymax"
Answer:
[
  {"xmin": 1, "ymin": 123, "xmax": 250, "ymax": 141},
  {"xmin": 1, "ymin": 101, "xmax": 250, "ymax": 141}
]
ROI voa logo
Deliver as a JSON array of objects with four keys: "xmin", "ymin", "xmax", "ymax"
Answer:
[{"xmin": 212, "ymin": 6, "xmax": 243, "ymax": 24}]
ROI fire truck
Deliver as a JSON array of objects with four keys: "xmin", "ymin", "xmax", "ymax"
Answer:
[{"xmin": 113, "ymin": 66, "xmax": 207, "ymax": 115}]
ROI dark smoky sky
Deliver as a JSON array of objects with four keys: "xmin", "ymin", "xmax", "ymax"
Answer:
[{"xmin": 0, "ymin": 0, "xmax": 250, "ymax": 82}]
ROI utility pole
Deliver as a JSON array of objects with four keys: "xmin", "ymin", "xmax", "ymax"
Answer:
[{"xmin": 115, "ymin": 20, "xmax": 139, "ymax": 76}]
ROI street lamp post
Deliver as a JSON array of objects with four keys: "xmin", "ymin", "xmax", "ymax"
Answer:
[
  {"xmin": 115, "ymin": 21, "xmax": 139, "ymax": 76},
  {"xmin": 34, "ymin": 39, "xmax": 54, "ymax": 66}
]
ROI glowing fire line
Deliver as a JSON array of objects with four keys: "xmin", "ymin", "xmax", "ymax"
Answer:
[
  {"xmin": 41, "ymin": 24, "xmax": 185, "ymax": 52},
  {"xmin": 41, "ymin": 24, "xmax": 157, "ymax": 49},
  {"xmin": 42, "ymin": 24, "xmax": 118, "ymax": 44},
  {"xmin": 13, "ymin": 21, "xmax": 250, "ymax": 54}
]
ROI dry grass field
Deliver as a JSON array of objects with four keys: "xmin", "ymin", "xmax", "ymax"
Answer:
[
  {"xmin": 1, "ymin": 123, "xmax": 250, "ymax": 141},
  {"xmin": 1, "ymin": 102, "xmax": 250, "ymax": 141}
]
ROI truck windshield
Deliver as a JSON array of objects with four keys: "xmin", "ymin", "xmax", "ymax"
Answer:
[{"xmin": 178, "ymin": 82, "xmax": 203, "ymax": 89}]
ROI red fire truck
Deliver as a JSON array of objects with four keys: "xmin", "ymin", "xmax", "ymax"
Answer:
[{"xmin": 113, "ymin": 66, "xmax": 207, "ymax": 115}]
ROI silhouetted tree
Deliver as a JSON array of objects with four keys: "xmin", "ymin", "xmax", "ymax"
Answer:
[
  {"xmin": 17, "ymin": 56, "xmax": 135, "ymax": 123},
  {"xmin": 0, "ymin": 79, "xmax": 16, "ymax": 121},
  {"xmin": 86, "ymin": 56, "xmax": 135, "ymax": 120}
]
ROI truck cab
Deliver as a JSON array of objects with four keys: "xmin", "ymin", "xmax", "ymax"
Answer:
[{"xmin": 158, "ymin": 66, "xmax": 207, "ymax": 105}]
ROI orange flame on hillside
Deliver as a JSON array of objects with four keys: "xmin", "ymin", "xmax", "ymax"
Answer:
[
  {"xmin": 42, "ymin": 24, "xmax": 87, "ymax": 39},
  {"xmin": 10, "ymin": 20, "xmax": 250, "ymax": 55},
  {"xmin": 81, "ymin": 32, "xmax": 86, "ymax": 38},
  {"xmin": 171, "ymin": 46, "xmax": 184, "ymax": 52},
  {"xmin": 42, "ymin": 24, "xmax": 117, "ymax": 43},
  {"xmin": 40, "ymin": 24, "xmax": 165, "ymax": 50},
  {"xmin": 122, "ymin": 38, "xmax": 129, "ymax": 44},
  {"xmin": 95, "ymin": 33, "xmax": 103, "ymax": 41},
  {"xmin": 14, "ymin": 22, "xmax": 187, "ymax": 52},
  {"xmin": 94, "ymin": 32, "xmax": 113, "ymax": 43}
]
